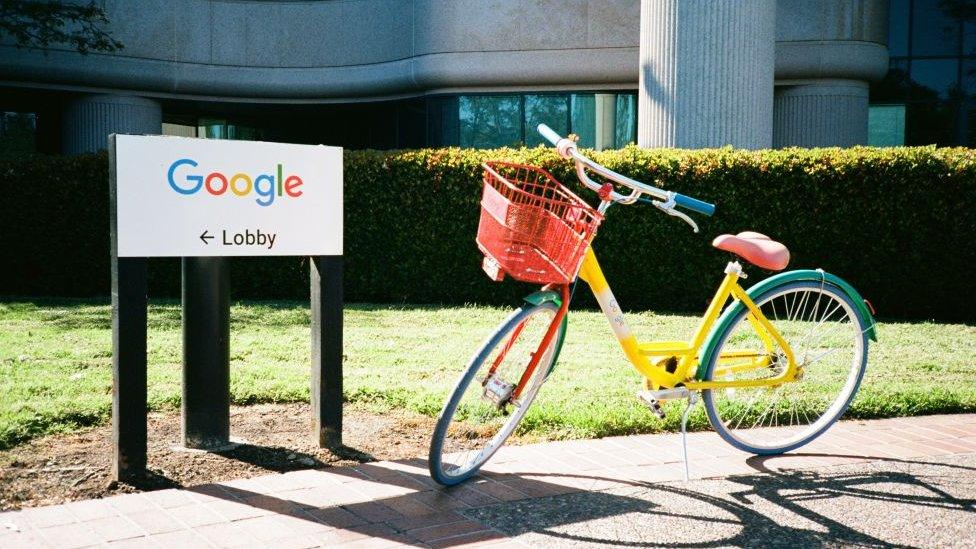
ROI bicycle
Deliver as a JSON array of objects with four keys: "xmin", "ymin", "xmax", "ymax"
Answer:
[{"xmin": 428, "ymin": 124, "xmax": 877, "ymax": 486}]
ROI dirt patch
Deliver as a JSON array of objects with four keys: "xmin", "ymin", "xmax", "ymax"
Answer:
[{"xmin": 0, "ymin": 403, "xmax": 449, "ymax": 511}]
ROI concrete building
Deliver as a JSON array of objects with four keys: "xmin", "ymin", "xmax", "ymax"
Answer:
[{"xmin": 0, "ymin": 0, "xmax": 967, "ymax": 155}]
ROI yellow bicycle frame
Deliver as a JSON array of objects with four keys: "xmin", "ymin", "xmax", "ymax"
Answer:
[{"xmin": 576, "ymin": 247, "xmax": 799, "ymax": 391}]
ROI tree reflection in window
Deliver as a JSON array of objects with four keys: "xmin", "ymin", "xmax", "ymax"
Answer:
[
  {"xmin": 459, "ymin": 96, "xmax": 521, "ymax": 148},
  {"xmin": 524, "ymin": 95, "xmax": 568, "ymax": 147}
]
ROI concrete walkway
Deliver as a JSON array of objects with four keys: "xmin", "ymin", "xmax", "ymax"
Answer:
[{"xmin": 1, "ymin": 414, "xmax": 975, "ymax": 548}]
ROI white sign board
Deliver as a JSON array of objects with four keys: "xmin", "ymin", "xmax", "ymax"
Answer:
[{"xmin": 113, "ymin": 135, "xmax": 342, "ymax": 257}]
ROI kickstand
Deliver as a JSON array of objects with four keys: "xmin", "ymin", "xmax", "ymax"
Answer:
[{"xmin": 680, "ymin": 392, "xmax": 699, "ymax": 482}]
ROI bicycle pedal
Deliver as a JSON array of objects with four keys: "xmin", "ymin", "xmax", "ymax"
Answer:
[
  {"xmin": 636, "ymin": 391, "xmax": 667, "ymax": 419},
  {"xmin": 483, "ymin": 375, "xmax": 514, "ymax": 409}
]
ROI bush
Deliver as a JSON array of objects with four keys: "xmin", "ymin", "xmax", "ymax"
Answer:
[{"xmin": 1, "ymin": 146, "xmax": 974, "ymax": 321}]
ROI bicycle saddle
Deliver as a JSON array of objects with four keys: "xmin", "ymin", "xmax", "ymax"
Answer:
[{"xmin": 712, "ymin": 231, "xmax": 790, "ymax": 271}]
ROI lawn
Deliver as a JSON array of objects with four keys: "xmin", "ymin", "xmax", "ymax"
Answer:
[{"xmin": 1, "ymin": 298, "xmax": 974, "ymax": 450}]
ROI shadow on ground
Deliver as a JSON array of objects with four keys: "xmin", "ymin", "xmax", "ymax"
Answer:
[{"xmin": 124, "ymin": 449, "xmax": 976, "ymax": 547}]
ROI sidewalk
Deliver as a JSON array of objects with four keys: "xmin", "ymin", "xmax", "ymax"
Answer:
[{"xmin": 2, "ymin": 413, "xmax": 975, "ymax": 548}]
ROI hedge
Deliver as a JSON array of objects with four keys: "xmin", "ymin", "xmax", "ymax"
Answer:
[{"xmin": 1, "ymin": 146, "xmax": 974, "ymax": 321}]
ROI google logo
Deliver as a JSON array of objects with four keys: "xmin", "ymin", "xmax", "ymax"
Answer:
[{"xmin": 167, "ymin": 158, "xmax": 304, "ymax": 207}]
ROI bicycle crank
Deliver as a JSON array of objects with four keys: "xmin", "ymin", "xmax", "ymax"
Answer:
[{"xmin": 636, "ymin": 387, "xmax": 692, "ymax": 419}]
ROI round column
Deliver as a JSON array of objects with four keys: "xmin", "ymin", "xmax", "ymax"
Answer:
[
  {"xmin": 773, "ymin": 80, "xmax": 869, "ymax": 148},
  {"xmin": 638, "ymin": 0, "xmax": 775, "ymax": 149},
  {"xmin": 62, "ymin": 94, "xmax": 161, "ymax": 154}
]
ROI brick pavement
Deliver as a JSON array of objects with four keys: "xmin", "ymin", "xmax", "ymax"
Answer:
[{"xmin": 1, "ymin": 413, "xmax": 974, "ymax": 548}]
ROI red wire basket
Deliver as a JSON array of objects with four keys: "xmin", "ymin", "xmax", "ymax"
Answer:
[{"xmin": 476, "ymin": 162, "xmax": 603, "ymax": 284}]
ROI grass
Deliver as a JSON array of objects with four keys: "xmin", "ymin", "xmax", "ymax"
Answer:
[{"xmin": 1, "ymin": 298, "xmax": 974, "ymax": 450}]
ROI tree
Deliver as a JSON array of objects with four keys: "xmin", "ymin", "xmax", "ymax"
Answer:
[{"xmin": 0, "ymin": 0, "xmax": 122, "ymax": 54}]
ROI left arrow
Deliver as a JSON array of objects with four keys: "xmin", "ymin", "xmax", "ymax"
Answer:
[{"xmin": 200, "ymin": 230, "xmax": 214, "ymax": 244}]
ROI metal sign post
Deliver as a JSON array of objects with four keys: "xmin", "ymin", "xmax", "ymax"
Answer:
[
  {"xmin": 311, "ymin": 256, "xmax": 343, "ymax": 447},
  {"xmin": 109, "ymin": 134, "xmax": 343, "ymax": 480},
  {"xmin": 181, "ymin": 257, "xmax": 231, "ymax": 449}
]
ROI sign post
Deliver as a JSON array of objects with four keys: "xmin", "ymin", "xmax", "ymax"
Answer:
[
  {"xmin": 109, "ymin": 134, "xmax": 343, "ymax": 479},
  {"xmin": 311, "ymin": 256, "xmax": 343, "ymax": 446},
  {"xmin": 109, "ymin": 140, "xmax": 149, "ymax": 481},
  {"xmin": 181, "ymin": 257, "xmax": 231, "ymax": 449}
]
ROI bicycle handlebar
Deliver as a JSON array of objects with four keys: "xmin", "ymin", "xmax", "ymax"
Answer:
[
  {"xmin": 536, "ymin": 123, "xmax": 715, "ymax": 218},
  {"xmin": 538, "ymin": 124, "xmax": 562, "ymax": 147}
]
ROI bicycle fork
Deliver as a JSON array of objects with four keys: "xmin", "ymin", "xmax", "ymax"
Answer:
[{"xmin": 483, "ymin": 284, "xmax": 571, "ymax": 407}]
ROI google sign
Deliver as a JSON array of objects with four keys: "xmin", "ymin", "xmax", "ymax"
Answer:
[
  {"xmin": 114, "ymin": 135, "xmax": 341, "ymax": 257},
  {"xmin": 167, "ymin": 159, "xmax": 304, "ymax": 207}
]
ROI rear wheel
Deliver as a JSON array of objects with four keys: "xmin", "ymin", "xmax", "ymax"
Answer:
[
  {"xmin": 428, "ymin": 301, "xmax": 562, "ymax": 486},
  {"xmin": 701, "ymin": 280, "xmax": 869, "ymax": 454}
]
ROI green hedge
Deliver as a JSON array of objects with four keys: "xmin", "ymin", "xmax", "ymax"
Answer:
[{"xmin": 1, "ymin": 146, "xmax": 974, "ymax": 321}]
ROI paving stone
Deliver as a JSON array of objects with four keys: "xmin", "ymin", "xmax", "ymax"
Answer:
[
  {"xmin": 407, "ymin": 519, "xmax": 490, "ymax": 543},
  {"xmin": 149, "ymin": 527, "xmax": 213, "ymax": 548},
  {"xmin": 165, "ymin": 503, "xmax": 227, "ymax": 528},
  {"xmin": 86, "ymin": 514, "xmax": 144, "ymax": 542},
  {"xmin": 36, "ymin": 521, "xmax": 99, "ymax": 548},
  {"xmin": 22, "ymin": 504, "xmax": 79, "ymax": 528},
  {"xmin": 125, "ymin": 510, "xmax": 185, "ymax": 535},
  {"xmin": 63, "ymin": 498, "xmax": 118, "ymax": 521}
]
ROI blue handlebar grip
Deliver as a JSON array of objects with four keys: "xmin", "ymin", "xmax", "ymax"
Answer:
[
  {"xmin": 537, "ymin": 124, "xmax": 562, "ymax": 146},
  {"xmin": 674, "ymin": 193, "xmax": 716, "ymax": 216}
]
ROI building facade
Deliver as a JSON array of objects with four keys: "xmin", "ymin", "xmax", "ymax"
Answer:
[{"xmin": 0, "ymin": 0, "xmax": 966, "ymax": 155}]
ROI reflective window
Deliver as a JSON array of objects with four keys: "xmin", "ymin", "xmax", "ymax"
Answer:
[
  {"xmin": 888, "ymin": 0, "xmax": 911, "ymax": 57},
  {"xmin": 905, "ymin": 101, "xmax": 958, "ymax": 145},
  {"xmin": 199, "ymin": 118, "xmax": 264, "ymax": 141},
  {"xmin": 911, "ymin": 0, "xmax": 962, "ymax": 56},
  {"xmin": 873, "ymin": 1, "xmax": 976, "ymax": 146},
  {"xmin": 965, "ymin": 59, "xmax": 976, "ymax": 97},
  {"xmin": 569, "ymin": 93, "xmax": 637, "ymax": 150},
  {"xmin": 459, "ymin": 96, "xmax": 521, "ymax": 148},
  {"xmin": 0, "ymin": 111, "xmax": 36, "ymax": 159},
  {"xmin": 570, "ymin": 94, "xmax": 596, "ymax": 148},
  {"xmin": 872, "ymin": 59, "xmax": 911, "ymax": 102},
  {"xmin": 447, "ymin": 93, "xmax": 638, "ymax": 149},
  {"xmin": 615, "ymin": 94, "xmax": 637, "ymax": 147},
  {"xmin": 910, "ymin": 59, "xmax": 960, "ymax": 100},
  {"xmin": 868, "ymin": 105, "xmax": 906, "ymax": 146},
  {"xmin": 524, "ymin": 95, "xmax": 568, "ymax": 147},
  {"xmin": 967, "ymin": 16, "xmax": 976, "ymax": 56}
]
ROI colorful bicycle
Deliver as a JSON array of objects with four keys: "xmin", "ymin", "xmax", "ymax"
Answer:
[{"xmin": 428, "ymin": 124, "xmax": 876, "ymax": 486}]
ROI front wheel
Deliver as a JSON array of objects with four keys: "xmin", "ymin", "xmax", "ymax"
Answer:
[
  {"xmin": 429, "ymin": 301, "xmax": 563, "ymax": 486},
  {"xmin": 701, "ymin": 280, "xmax": 869, "ymax": 455}
]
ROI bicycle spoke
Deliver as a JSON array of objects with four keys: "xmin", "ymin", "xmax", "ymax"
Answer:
[{"xmin": 705, "ymin": 282, "xmax": 866, "ymax": 452}]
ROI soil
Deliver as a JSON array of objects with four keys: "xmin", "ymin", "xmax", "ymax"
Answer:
[{"xmin": 0, "ymin": 403, "xmax": 457, "ymax": 511}]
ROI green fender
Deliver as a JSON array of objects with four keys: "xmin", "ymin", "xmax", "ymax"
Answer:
[
  {"xmin": 523, "ymin": 290, "xmax": 569, "ymax": 379},
  {"xmin": 695, "ymin": 269, "xmax": 877, "ymax": 381}
]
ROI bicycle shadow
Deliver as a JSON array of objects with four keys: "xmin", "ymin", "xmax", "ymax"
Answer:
[
  {"xmin": 133, "ymin": 451, "xmax": 976, "ymax": 548},
  {"xmin": 465, "ymin": 455, "xmax": 976, "ymax": 547}
]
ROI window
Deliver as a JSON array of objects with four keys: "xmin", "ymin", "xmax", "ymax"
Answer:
[
  {"xmin": 911, "ymin": 0, "xmax": 961, "ymax": 56},
  {"xmin": 459, "ymin": 96, "xmax": 522, "ymax": 148},
  {"xmin": 871, "ymin": 0, "xmax": 976, "ymax": 146},
  {"xmin": 524, "ymin": 95, "xmax": 568, "ymax": 147},
  {"xmin": 570, "ymin": 94, "xmax": 596, "ymax": 148},
  {"xmin": 888, "ymin": 0, "xmax": 911, "ymax": 57},
  {"xmin": 0, "ymin": 111, "xmax": 37, "ymax": 159},
  {"xmin": 198, "ymin": 118, "xmax": 264, "ymax": 141},
  {"xmin": 615, "ymin": 95, "xmax": 637, "ymax": 147},
  {"xmin": 568, "ymin": 93, "xmax": 637, "ymax": 149},
  {"xmin": 446, "ymin": 92, "xmax": 639, "ymax": 149},
  {"xmin": 910, "ymin": 59, "xmax": 961, "ymax": 100},
  {"xmin": 868, "ymin": 105, "xmax": 906, "ymax": 146}
]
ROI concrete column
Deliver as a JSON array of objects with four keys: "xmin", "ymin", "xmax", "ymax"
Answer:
[
  {"xmin": 773, "ymin": 80, "xmax": 869, "ymax": 148},
  {"xmin": 62, "ymin": 94, "xmax": 161, "ymax": 154},
  {"xmin": 638, "ymin": 0, "xmax": 776, "ymax": 149}
]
